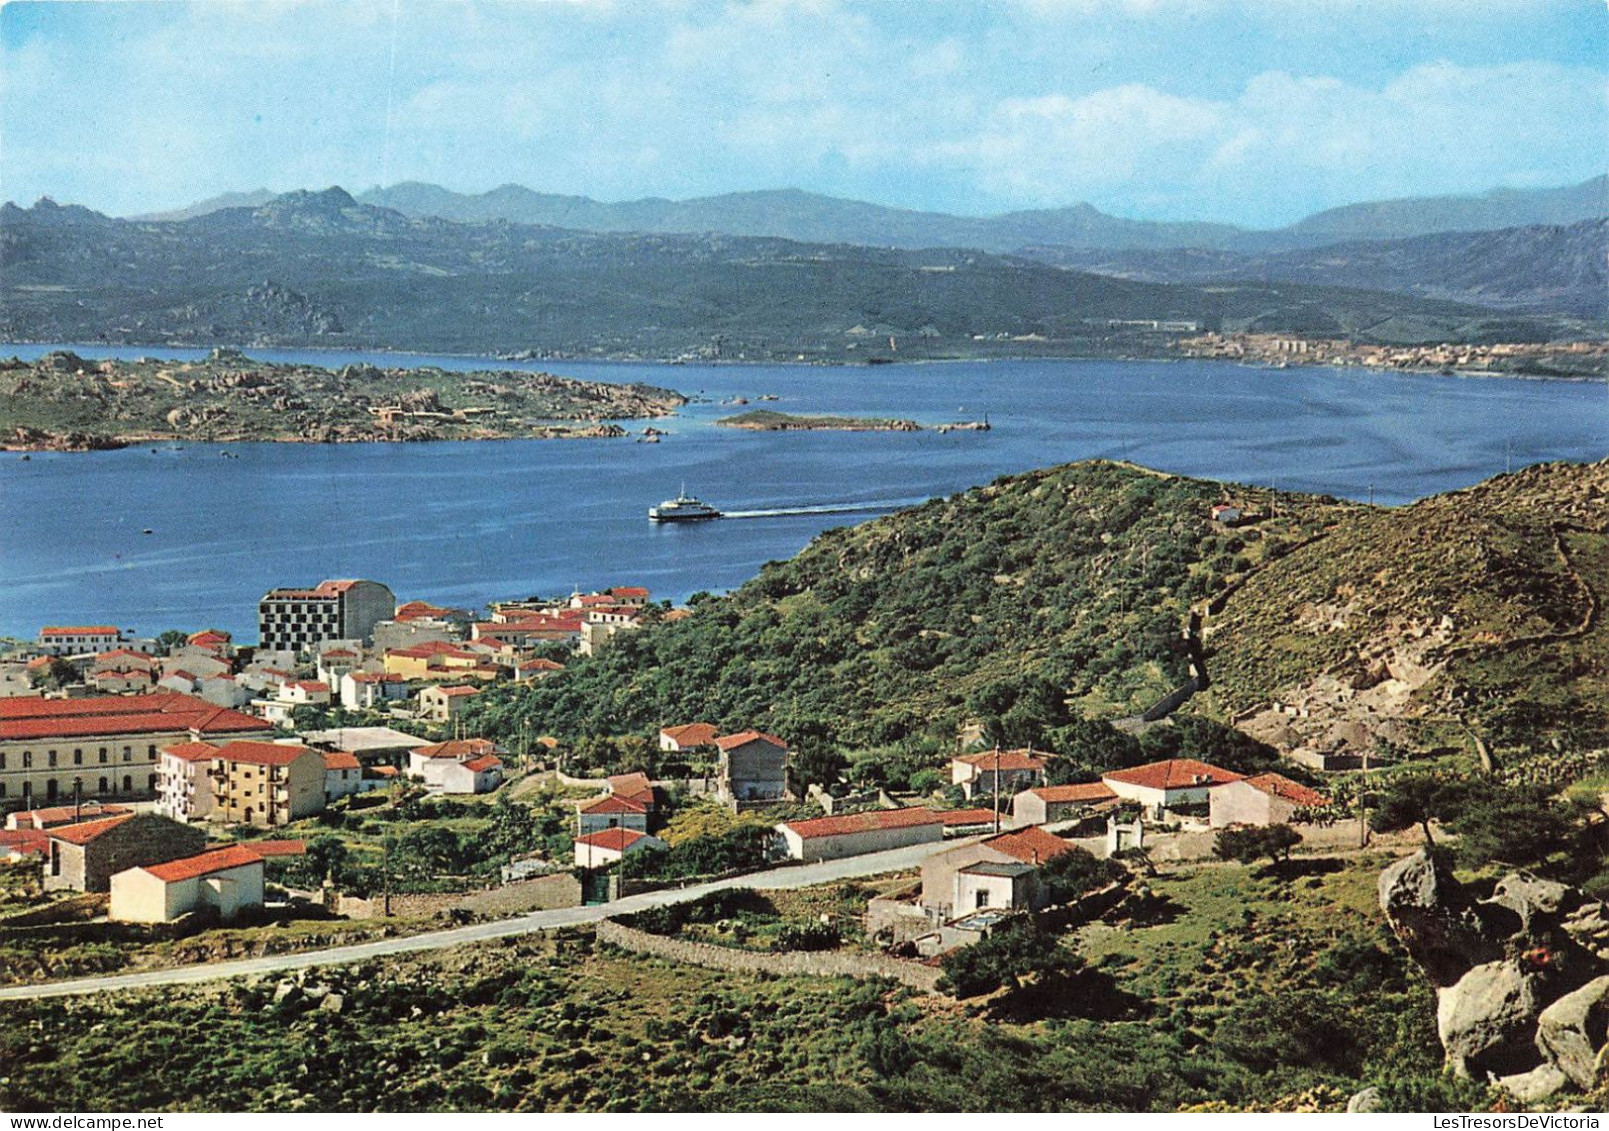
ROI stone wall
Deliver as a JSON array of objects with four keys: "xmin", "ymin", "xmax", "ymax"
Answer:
[
  {"xmin": 335, "ymin": 871, "xmax": 582, "ymax": 920},
  {"xmin": 595, "ymin": 918, "xmax": 942, "ymax": 993}
]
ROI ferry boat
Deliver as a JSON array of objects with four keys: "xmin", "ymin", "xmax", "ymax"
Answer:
[{"xmin": 649, "ymin": 487, "xmax": 721, "ymax": 522}]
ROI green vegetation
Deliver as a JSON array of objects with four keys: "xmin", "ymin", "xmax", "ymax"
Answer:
[
  {"xmin": 0, "ymin": 854, "xmax": 1529, "ymax": 1112},
  {"xmin": 468, "ymin": 461, "xmax": 1348, "ymax": 765},
  {"xmin": 466, "ymin": 459, "xmax": 1607, "ymax": 791},
  {"xmin": 0, "ymin": 350, "xmax": 685, "ymax": 449},
  {"xmin": 1213, "ymin": 825, "xmax": 1303, "ymax": 872}
]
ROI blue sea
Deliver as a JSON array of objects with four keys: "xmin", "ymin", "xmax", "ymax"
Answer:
[{"xmin": 1, "ymin": 345, "xmax": 1604, "ymax": 640}]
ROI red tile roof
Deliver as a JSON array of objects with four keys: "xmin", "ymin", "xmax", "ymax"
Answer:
[
  {"xmin": 606, "ymin": 772, "xmax": 653, "ymax": 796},
  {"xmin": 141, "ymin": 844, "xmax": 263, "ymax": 883},
  {"xmin": 660, "ymin": 722, "xmax": 719, "ymax": 747},
  {"xmin": 934, "ymin": 808, "xmax": 1000, "ymax": 826},
  {"xmin": 96, "ymin": 648, "xmax": 155, "ymax": 663},
  {"xmin": 714, "ymin": 730, "xmax": 787, "ymax": 752},
  {"xmin": 574, "ymin": 827, "xmax": 653, "ymax": 852},
  {"xmin": 1028, "ymin": 782, "xmax": 1119, "ymax": 805},
  {"xmin": 413, "ymin": 738, "xmax": 498, "ymax": 761},
  {"xmin": 263, "ymin": 580, "xmax": 361, "ymax": 599},
  {"xmin": 160, "ymin": 741, "xmax": 221, "ymax": 763},
  {"xmin": 781, "ymin": 807, "xmax": 946, "ymax": 840},
  {"xmin": 287, "ymin": 681, "xmax": 330, "ymax": 694},
  {"xmin": 47, "ymin": 813, "xmax": 136, "ymax": 845},
  {"xmin": 433, "ymin": 686, "xmax": 480, "ymax": 698},
  {"xmin": 1102, "ymin": 759, "xmax": 1242, "ymax": 792},
  {"xmin": 245, "ymin": 839, "xmax": 306, "ymax": 857},
  {"xmin": 188, "ymin": 630, "xmax": 231, "ymax": 645},
  {"xmin": 983, "ymin": 826, "xmax": 1079, "ymax": 865},
  {"xmin": 0, "ymin": 829, "xmax": 49, "ymax": 857},
  {"xmin": 9, "ymin": 802, "xmax": 132, "ymax": 829},
  {"xmin": 461, "ymin": 755, "xmax": 504, "ymax": 774},
  {"xmin": 578, "ymin": 794, "xmax": 648, "ymax": 815},
  {"xmin": 215, "ymin": 740, "xmax": 314, "ymax": 767},
  {"xmin": 609, "ymin": 587, "xmax": 650, "ymax": 599},
  {"xmin": 0, "ymin": 692, "xmax": 272, "ymax": 741},
  {"xmin": 40, "ymin": 626, "xmax": 121, "ymax": 636},
  {"xmin": 954, "ymin": 749, "xmax": 1048, "ymax": 772},
  {"xmin": 322, "ymin": 750, "xmax": 361, "ymax": 771},
  {"xmin": 1238, "ymin": 773, "xmax": 1329, "ymax": 808}
]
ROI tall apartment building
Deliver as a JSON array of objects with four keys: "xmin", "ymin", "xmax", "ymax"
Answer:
[{"xmin": 257, "ymin": 579, "xmax": 395, "ymax": 652}]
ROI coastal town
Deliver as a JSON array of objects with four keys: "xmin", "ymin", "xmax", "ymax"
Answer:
[{"xmin": 1, "ymin": 568, "xmax": 1350, "ymax": 947}]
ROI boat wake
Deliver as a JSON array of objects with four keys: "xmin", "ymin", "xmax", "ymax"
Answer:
[{"xmin": 719, "ymin": 496, "xmax": 928, "ymax": 520}]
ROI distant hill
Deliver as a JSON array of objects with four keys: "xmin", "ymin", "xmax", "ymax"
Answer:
[
  {"xmin": 1284, "ymin": 176, "xmax": 1609, "ymax": 243},
  {"xmin": 1023, "ymin": 220, "xmax": 1609, "ymax": 318},
  {"xmin": 469, "ymin": 458, "xmax": 1609, "ymax": 777},
  {"xmin": 130, "ymin": 188, "xmax": 279, "ymax": 223},
  {"xmin": 3, "ymin": 188, "xmax": 1553, "ymax": 358},
  {"xmin": 129, "ymin": 176, "xmax": 1608, "ymax": 257}
]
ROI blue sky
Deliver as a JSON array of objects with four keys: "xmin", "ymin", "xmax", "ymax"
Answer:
[{"xmin": 2, "ymin": 0, "xmax": 1604, "ymax": 226}]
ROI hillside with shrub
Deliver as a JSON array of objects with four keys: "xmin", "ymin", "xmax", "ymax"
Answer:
[{"xmin": 471, "ymin": 458, "xmax": 1608, "ymax": 783}]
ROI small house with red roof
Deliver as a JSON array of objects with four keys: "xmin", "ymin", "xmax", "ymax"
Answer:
[
  {"xmin": 1209, "ymin": 772, "xmax": 1329, "ymax": 828},
  {"xmin": 339, "ymin": 670, "xmax": 411, "ymax": 711},
  {"xmin": 776, "ymin": 807, "xmax": 945, "ymax": 862},
  {"xmin": 109, "ymin": 843, "xmax": 265, "ymax": 923},
  {"xmin": 418, "ymin": 683, "xmax": 481, "ymax": 722},
  {"xmin": 44, "ymin": 812, "xmax": 207, "ymax": 892},
  {"xmin": 714, "ymin": 730, "xmax": 789, "ymax": 806},
  {"xmin": 407, "ymin": 738, "xmax": 504, "ymax": 794},
  {"xmin": 919, "ymin": 826, "xmax": 1081, "ymax": 922},
  {"xmin": 1101, "ymin": 758, "xmax": 1243, "ymax": 817},
  {"xmin": 659, "ymin": 722, "xmax": 720, "ymax": 754},
  {"xmin": 0, "ymin": 828, "xmax": 49, "ymax": 862},
  {"xmin": 322, "ymin": 749, "xmax": 363, "ymax": 802},
  {"xmin": 1011, "ymin": 781, "xmax": 1120, "ymax": 827},
  {"xmin": 572, "ymin": 826, "xmax": 667, "ymax": 869},
  {"xmin": 950, "ymin": 749, "xmax": 1049, "ymax": 801},
  {"xmin": 576, "ymin": 791, "xmax": 651, "ymax": 836}
]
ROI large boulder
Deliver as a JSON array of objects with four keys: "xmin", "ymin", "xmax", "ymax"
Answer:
[
  {"xmin": 1485, "ymin": 873, "xmax": 1574, "ymax": 935},
  {"xmin": 1379, "ymin": 851, "xmax": 1500, "ymax": 986},
  {"xmin": 1438, "ymin": 960, "xmax": 1548, "ymax": 1077},
  {"xmin": 1537, "ymin": 975, "xmax": 1609, "ymax": 1091}
]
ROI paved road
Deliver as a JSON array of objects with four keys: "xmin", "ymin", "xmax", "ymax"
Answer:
[{"xmin": 0, "ymin": 840, "xmax": 954, "ymax": 1002}]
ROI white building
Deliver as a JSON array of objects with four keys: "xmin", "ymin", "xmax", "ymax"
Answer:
[
  {"xmin": 776, "ymin": 808, "xmax": 945, "ymax": 863},
  {"xmin": 36, "ymin": 626, "xmax": 122, "ymax": 656},
  {"xmin": 322, "ymin": 750, "xmax": 363, "ymax": 803},
  {"xmin": 109, "ymin": 844, "xmax": 265, "ymax": 923},
  {"xmin": 257, "ymin": 579, "xmax": 396, "ymax": 652},
  {"xmin": 572, "ymin": 827, "xmax": 666, "ymax": 868},
  {"xmin": 1100, "ymin": 759, "xmax": 1243, "ymax": 817},
  {"xmin": 339, "ymin": 671, "xmax": 411, "ymax": 711},
  {"xmin": 1209, "ymin": 773, "xmax": 1328, "ymax": 828}
]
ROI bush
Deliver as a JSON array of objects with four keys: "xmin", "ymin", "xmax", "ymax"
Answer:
[{"xmin": 773, "ymin": 921, "xmax": 841, "ymax": 952}]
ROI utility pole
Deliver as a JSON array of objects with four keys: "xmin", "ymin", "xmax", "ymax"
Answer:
[
  {"xmin": 993, "ymin": 746, "xmax": 1002, "ymax": 835},
  {"xmin": 382, "ymin": 836, "xmax": 393, "ymax": 918}
]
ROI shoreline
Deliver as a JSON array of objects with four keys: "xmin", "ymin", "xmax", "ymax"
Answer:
[{"xmin": 3, "ymin": 338, "xmax": 1604, "ymax": 384}]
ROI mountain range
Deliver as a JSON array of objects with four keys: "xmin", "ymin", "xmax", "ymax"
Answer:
[
  {"xmin": 4, "ymin": 188, "xmax": 1575, "ymax": 358},
  {"xmin": 131, "ymin": 176, "xmax": 1608, "ymax": 255}
]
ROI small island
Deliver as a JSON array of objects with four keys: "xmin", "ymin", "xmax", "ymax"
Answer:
[
  {"xmin": 716, "ymin": 409, "xmax": 921, "ymax": 432},
  {"xmin": 0, "ymin": 349, "xmax": 688, "ymax": 450}
]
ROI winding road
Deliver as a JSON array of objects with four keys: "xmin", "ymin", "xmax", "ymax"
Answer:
[{"xmin": 0, "ymin": 840, "xmax": 954, "ymax": 1002}]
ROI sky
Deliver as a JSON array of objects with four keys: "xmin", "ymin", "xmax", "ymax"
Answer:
[{"xmin": 1, "ymin": 0, "xmax": 1605, "ymax": 227}]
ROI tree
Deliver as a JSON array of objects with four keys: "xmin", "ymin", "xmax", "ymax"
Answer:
[
  {"xmin": 1214, "ymin": 824, "xmax": 1302, "ymax": 871},
  {"xmin": 1368, "ymin": 775, "xmax": 1460, "ymax": 846},
  {"xmin": 29, "ymin": 657, "xmax": 79, "ymax": 691},
  {"xmin": 303, "ymin": 834, "xmax": 348, "ymax": 885},
  {"xmin": 154, "ymin": 629, "xmax": 188, "ymax": 653},
  {"xmin": 1445, "ymin": 782, "xmax": 1591, "ymax": 870},
  {"xmin": 1044, "ymin": 717, "xmax": 1142, "ymax": 782},
  {"xmin": 938, "ymin": 917, "xmax": 1080, "ymax": 998},
  {"xmin": 1038, "ymin": 846, "xmax": 1126, "ymax": 903}
]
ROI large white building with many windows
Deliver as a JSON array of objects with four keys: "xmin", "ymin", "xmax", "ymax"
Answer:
[
  {"xmin": 256, "ymin": 579, "xmax": 395, "ymax": 653},
  {"xmin": 0, "ymin": 693, "xmax": 273, "ymax": 809}
]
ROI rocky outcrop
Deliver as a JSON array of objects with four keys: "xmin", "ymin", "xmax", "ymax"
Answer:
[{"xmin": 1381, "ymin": 850, "xmax": 1609, "ymax": 1100}]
